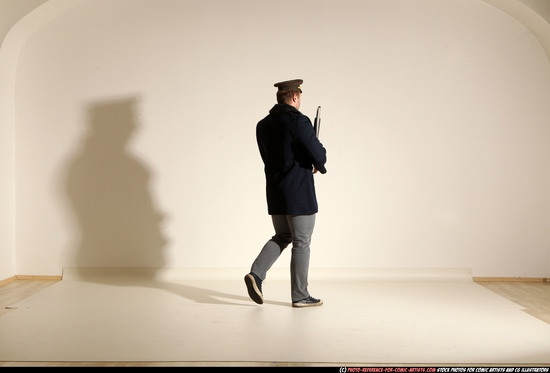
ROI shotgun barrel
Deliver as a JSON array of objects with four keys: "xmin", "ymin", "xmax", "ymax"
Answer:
[{"xmin": 313, "ymin": 106, "xmax": 321, "ymax": 138}]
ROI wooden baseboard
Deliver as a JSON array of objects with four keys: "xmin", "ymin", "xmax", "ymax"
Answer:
[
  {"xmin": 0, "ymin": 275, "xmax": 62, "ymax": 286},
  {"xmin": 474, "ymin": 277, "xmax": 549, "ymax": 283},
  {"xmin": 2, "ymin": 274, "xmax": 548, "ymax": 285},
  {"xmin": 0, "ymin": 276, "xmax": 16, "ymax": 286},
  {"xmin": 15, "ymin": 275, "xmax": 63, "ymax": 281}
]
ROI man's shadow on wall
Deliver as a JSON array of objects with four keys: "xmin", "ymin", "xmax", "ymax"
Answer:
[
  {"xmin": 63, "ymin": 98, "xmax": 272, "ymax": 306},
  {"xmin": 65, "ymin": 98, "xmax": 166, "ymax": 269}
]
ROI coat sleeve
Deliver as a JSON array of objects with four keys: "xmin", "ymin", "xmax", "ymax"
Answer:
[{"xmin": 294, "ymin": 115, "xmax": 327, "ymax": 174}]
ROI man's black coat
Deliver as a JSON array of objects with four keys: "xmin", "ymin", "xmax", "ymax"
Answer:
[{"xmin": 256, "ymin": 104, "xmax": 327, "ymax": 215}]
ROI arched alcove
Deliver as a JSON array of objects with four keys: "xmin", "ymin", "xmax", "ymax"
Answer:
[{"xmin": 1, "ymin": 0, "xmax": 549, "ymax": 278}]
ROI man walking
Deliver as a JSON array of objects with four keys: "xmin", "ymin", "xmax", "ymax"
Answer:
[{"xmin": 245, "ymin": 79, "xmax": 327, "ymax": 308}]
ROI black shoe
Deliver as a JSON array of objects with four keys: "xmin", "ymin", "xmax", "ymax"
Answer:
[
  {"xmin": 244, "ymin": 273, "xmax": 263, "ymax": 304},
  {"xmin": 292, "ymin": 296, "xmax": 323, "ymax": 308}
]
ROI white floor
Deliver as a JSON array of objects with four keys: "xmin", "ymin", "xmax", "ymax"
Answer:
[{"xmin": 1, "ymin": 268, "xmax": 550, "ymax": 365}]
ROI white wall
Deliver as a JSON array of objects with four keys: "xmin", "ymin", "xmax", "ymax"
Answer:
[
  {"xmin": 0, "ymin": 36, "xmax": 15, "ymax": 280},
  {"xmin": 0, "ymin": 0, "xmax": 49, "ymax": 280},
  {"xmin": 5, "ymin": 0, "xmax": 550, "ymax": 277}
]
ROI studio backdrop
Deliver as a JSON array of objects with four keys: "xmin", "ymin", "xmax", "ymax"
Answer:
[{"xmin": 1, "ymin": 0, "xmax": 549, "ymax": 278}]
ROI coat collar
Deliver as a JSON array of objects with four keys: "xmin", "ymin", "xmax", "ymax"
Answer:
[{"xmin": 269, "ymin": 103, "xmax": 300, "ymax": 115}]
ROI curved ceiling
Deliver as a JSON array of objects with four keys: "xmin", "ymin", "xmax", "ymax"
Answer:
[
  {"xmin": 482, "ymin": 0, "xmax": 550, "ymax": 61},
  {"xmin": 0, "ymin": 0, "xmax": 48, "ymax": 47},
  {"xmin": 2, "ymin": 0, "xmax": 550, "ymax": 58}
]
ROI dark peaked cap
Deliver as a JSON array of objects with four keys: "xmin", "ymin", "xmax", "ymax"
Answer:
[{"xmin": 274, "ymin": 79, "xmax": 303, "ymax": 91}]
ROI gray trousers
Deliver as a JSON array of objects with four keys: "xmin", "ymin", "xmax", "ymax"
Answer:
[{"xmin": 251, "ymin": 214, "xmax": 316, "ymax": 302}]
